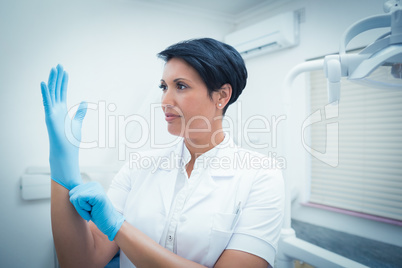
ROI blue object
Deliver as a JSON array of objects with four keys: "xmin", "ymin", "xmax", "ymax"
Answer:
[
  {"xmin": 69, "ymin": 182, "xmax": 125, "ymax": 241},
  {"xmin": 40, "ymin": 64, "xmax": 87, "ymax": 190},
  {"xmin": 105, "ymin": 250, "xmax": 120, "ymax": 268}
]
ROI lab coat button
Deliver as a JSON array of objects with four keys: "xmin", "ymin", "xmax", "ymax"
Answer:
[{"xmin": 168, "ymin": 235, "xmax": 173, "ymax": 241}]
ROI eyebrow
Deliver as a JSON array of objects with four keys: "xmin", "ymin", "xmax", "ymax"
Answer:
[{"xmin": 160, "ymin": 78, "xmax": 191, "ymax": 83}]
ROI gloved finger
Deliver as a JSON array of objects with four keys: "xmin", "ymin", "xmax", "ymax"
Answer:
[
  {"xmin": 69, "ymin": 182, "xmax": 97, "ymax": 200},
  {"xmin": 70, "ymin": 195, "xmax": 91, "ymax": 221},
  {"xmin": 78, "ymin": 197, "xmax": 93, "ymax": 212},
  {"xmin": 60, "ymin": 71, "xmax": 68, "ymax": 103},
  {"xmin": 47, "ymin": 67, "xmax": 57, "ymax": 105},
  {"xmin": 74, "ymin": 101, "xmax": 88, "ymax": 122},
  {"xmin": 69, "ymin": 184, "xmax": 82, "ymax": 197},
  {"xmin": 55, "ymin": 64, "xmax": 64, "ymax": 103},
  {"xmin": 75, "ymin": 204, "xmax": 92, "ymax": 221},
  {"xmin": 40, "ymin": 82, "xmax": 51, "ymax": 115}
]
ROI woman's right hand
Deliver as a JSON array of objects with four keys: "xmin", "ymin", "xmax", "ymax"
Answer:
[{"xmin": 41, "ymin": 64, "xmax": 87, "ymax": 190}]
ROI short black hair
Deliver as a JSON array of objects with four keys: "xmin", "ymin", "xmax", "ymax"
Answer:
[{"xmin": 157, "ymin": 38, "xmax": 247, "ymax": 115}]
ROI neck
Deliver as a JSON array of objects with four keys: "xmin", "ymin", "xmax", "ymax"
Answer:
[{"xmin": 184, "ymin": 131, "xmax": 225, "ymax": 161}]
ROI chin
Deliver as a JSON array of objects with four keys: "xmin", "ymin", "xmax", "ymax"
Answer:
[{"xmin": 167, "ymin": 126, "xmax": 184, "ymax": 137}]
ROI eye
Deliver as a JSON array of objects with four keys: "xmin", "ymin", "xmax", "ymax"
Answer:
[
  {"xmin": 176, "ymin": 82, "xmax": 188, "ymax": 90},
  {"xmin": 159, "ymin": 84, "xmax": 167, "ymax": 91}
]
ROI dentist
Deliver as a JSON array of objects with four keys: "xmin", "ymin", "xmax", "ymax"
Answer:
[{"xmin": 41, "ymin": 38, "xmax": 284, "ymax": 268}]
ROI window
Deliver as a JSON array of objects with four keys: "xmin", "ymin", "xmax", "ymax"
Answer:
[{"xmin": 308, "ymin": 66, "xmax": 402, "ymax": 222}]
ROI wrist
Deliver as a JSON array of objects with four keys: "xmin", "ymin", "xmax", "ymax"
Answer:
[
  {"xmin": 107, "ymin": 212, "xmax": 125, "ymax": 241},
  {"xmin": 50, "ymin": 164, "xmax": 82, "ymax": 190}
]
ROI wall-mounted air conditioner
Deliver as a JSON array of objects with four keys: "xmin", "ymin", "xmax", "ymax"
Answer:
[{"xmin": 224, "ymin": 11, "xmax": 299, "ymax": 59}]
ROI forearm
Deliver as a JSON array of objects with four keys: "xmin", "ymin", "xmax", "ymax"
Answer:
[
  {"xmin": 51, "ymin": 180, "xmax": 97, "ymax": 267},
  {"xmin": 43, "ymin": 65, "xmax": 115, "ymax": 266},
  {"xmin": 114, "ymin": 222, "xmax": 206, "ymax": 268}
]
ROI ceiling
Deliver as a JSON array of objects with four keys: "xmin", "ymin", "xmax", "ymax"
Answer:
[
  {"xmin": 153, "ymin": 0, "xmax": 268, "ymax": 16},
  {"xmin": 133, "ymin": 0, "xmax": 283, "ymax": 21}
]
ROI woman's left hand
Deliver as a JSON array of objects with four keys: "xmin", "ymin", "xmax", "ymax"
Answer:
[{"xmin": 69, "ymin": 182, "xmax": 125, "ymax": 241}]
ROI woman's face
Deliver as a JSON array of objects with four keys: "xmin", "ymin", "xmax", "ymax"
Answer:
[{"xmin": 160, "ymin": 58, "xmax": 221, "ymax": 140}]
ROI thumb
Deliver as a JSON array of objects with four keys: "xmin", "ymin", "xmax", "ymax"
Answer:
[
  {"xmin": 40, "ymin": 82, "xmax": 52, "ymax": 115},
  {"xmin": 74, "ymin": 101, "xmax": 88, "ymax": 122},
  {"xmin": 70, "ymin": 101, "xmax": 88, "ymax": 144}
]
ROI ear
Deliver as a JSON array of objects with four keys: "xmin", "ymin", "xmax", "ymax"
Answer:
[{"xmin": 215, "ymin": 83, "xmax": 232, "ymax": 110}]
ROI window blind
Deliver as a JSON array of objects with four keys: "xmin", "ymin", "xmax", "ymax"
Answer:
[{"xmin": 308, "ymin": 69, "xmax": 402, "ymax": 222}]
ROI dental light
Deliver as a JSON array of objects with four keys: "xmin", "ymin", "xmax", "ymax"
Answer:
[{"xmin": 324, "ymin": 0, "xmax": 402, "ymax": 103}]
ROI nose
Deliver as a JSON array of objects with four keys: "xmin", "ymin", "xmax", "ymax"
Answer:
[{"xmin": 161, "ymin": 88, "xmax": 175, "ymax": 111}]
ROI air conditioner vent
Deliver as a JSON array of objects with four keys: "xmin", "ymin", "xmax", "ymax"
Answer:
[{"xmin": 224, "ymin": 11, "xmax": 299, "ymax": 59}]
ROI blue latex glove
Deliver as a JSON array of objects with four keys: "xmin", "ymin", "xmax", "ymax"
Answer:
[
  {"xmin": 69, "ymin": 182, "xmax": 125, "ymax": 241},
  {"xmin": 40, "ymin": 64, "xmax": 87, "ymax": 190}
]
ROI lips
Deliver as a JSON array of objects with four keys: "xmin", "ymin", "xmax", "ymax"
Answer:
[{"xmin": 164, "ymin": 113, "xmax": 181, "ymax": 122}]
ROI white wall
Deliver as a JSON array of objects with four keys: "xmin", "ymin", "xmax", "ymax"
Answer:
[
  {"xmin": 0, "ymin": 0, "xmax": 233, "ymax": 267},
  {"xmin": 238, "ymin": 0, "xmax": 402, "ymax": 248}
]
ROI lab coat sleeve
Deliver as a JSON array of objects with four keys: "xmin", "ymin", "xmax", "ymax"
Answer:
[
  {"xmin": 107, "ymin": 162, "xmax": 134, "ymax": 214},
  {"xmin": 225, "ymin": 166, "xmax": 285, "ymax": 266}
]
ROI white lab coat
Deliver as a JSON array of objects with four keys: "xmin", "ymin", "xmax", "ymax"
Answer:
[{"xmin": 108, "ymin": 135, "xmax": 284, "ymax": 267}]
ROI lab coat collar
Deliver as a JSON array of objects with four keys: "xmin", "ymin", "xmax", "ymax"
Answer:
[
  {"xmin": 157, "ymin": 133, "xmax": 238, "ymax": 177},
  {"xmin": 206, "ymin": 134, "xmax": 237, "ymax": 177},
  {"xmin": 180, "ymin": 134, "xmax": 238, "ymax": 212},
  {"xmin": 157, "ymin": 134, "xmax": 237, "ymax": 216}
]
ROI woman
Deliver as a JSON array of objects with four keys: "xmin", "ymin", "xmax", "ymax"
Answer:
[{"xmin": 41, "ymin": 38, "xmax": 284, "ymax": 268}]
